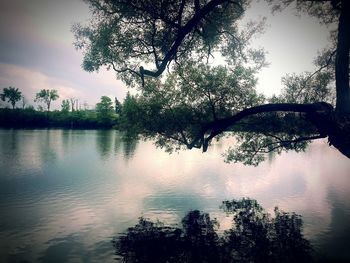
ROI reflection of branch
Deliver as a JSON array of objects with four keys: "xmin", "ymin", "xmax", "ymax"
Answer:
[
  {"xmin": 185, "ymin": 102, "xmax": 332, "ymax": 152},
  {"xmin": 260, "ymin": 134, "xmax": 326, "ymax": 152},
  {"xmin": 229, "ymin": 133, "xmax": 326, "ymax": 165}
]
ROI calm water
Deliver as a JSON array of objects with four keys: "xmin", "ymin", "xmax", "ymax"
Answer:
[{"xmin": 0, "ymin": 129, "xmax": 350, "ymax": 262}]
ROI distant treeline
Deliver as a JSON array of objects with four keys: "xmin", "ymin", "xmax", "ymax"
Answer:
[
  {"xmin": 0, "ymin": 89, "xmax": 317, "ymax": 135},
  {"xmin": 0, "ymin": 87, "xmax": 126, "ymax": 129},
  {"xmin": 0, "ymin": 108, "xmax": 116, "ymax": 129}
]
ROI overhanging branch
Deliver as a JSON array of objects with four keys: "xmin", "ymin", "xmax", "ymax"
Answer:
[
  {"xmin": 187, "ymin": 102, "xmax": 333, "ymax": 152},
  {"xmin": 140, "ymin": 0, "xmax": 236, "ymax": 79}
]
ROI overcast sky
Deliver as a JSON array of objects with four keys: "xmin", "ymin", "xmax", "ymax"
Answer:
[{"xmin": 0, "ymin": 0, "xmax": 332, "ymax": 110}]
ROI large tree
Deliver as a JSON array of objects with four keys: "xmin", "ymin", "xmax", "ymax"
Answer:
[
  {"xmin": 74, "ymin": 0, "xmax": 350, "ymax": 161},
  {"xmin": 1, "ymin": 87, "xmax": 22, "ymax": 109},
  {"xmin": 96, "ymin": 95, "xmax": 116, "ymax": 125},
  {"xmin": 96, "ymin": 96, "xmax": 114, "ymax": 114},
  {"xmin": 35, "ymin": 89, "xmax": 59, "ymax": 112}
]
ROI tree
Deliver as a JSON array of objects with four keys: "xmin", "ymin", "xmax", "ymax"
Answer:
[
  {"xmin": 35, "ymin": 89, "xmax": 59, "ymax": 112},
  {"xmin": 75, "ymin": 0, "xmax": 350, "ymax": 161},
  {"xmin": 96, "ymin": 96, "xmax": 114, "ymax": 115},
  {"xmin": 73, "ymin": 0, "xmax": 252, "ymax": 86},
  {"xmin": 96, "ymin": 96, "xmax": 116, "ymax": 126},
  {"xmin": 115, "ymin": 97, "xmax": 122, "ymax": 115},
  {"xmin": 21, "ymin": 95, "xmax": 27, "ymax": 109},
  {"xmin": 0, "ymin": 87, "xmax": 22, "ymax": 109},
  {"xmin": 70, "ymin": 98, "xmax": 77, "ymax": 111},
  {"xmin": 61, "ymin": 99, "xmax": 70, "ymax": 113},
  {"xmin": 119, "ymin": 92, "xmax": 143, "ymax": 133},
  {"xmin": 114, "ymin": 198, "xmax": 312, "ymax": 262}
]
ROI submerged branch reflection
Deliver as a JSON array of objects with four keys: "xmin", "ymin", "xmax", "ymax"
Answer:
[{"xmin": 113, "ymin": 198, "xmax": 312, "ymax": 262}]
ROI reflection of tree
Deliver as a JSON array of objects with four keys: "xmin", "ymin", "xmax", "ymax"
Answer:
[
  {"xmin": 96, "ymin": 130, "xmax": 113, "ymax": 159},
  {"xmin": 121, "ymin": 133, "xmax": 139, "ymax": 161},
  {"xmin": 42, "ymin": 129, "xmax": 57, "ymax": 163},
  {"xmin": 113, "ymin": 198, "xmax": 312, "ymax": 262}
]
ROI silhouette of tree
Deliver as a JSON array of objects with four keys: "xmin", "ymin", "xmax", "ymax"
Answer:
[
  {"xmin": 1, "ymin": 87, "xmax": 22, "ymax": 109},
  {"xmin": 113, "ymin": 198, "xmax": 312, "ymax": 262},
  {"xmin": 35, "ymin": 89, "xmax": 59, "ymax": 112},
  {"xmin": 61, "ymin": 99, "xmax": 70, "ymax": 113},
  {"xmin": 75, "ymin": 0, "xmax": 350, "ymax": 162}
]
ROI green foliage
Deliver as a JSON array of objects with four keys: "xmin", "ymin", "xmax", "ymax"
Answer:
[
  {"xmin": 220, "ymin": 111, "xmax": 323, "ymax": 165},
  {"xmin": 276, "ymin": 46, "xmax": 337, "ymax": 105},
  {"xmin": 119, "ymin": 92, "xmax": 143, "ymax": 134},
  {"xmin": 96, "ymin": 96, "xmax": 118, "ymax": 127},
  {"xmin": 1, "ymin": 86, "xmax": 22, "ymax": 109},
  {"xmin": 96, "ymin": 96, "xmax": 114, "ymax": 114},
  {"xmin": 119, "ymin": 62, "xmax": 265, "ymax": 152},
  {"xmin": 35, "ymin": 89, "xmax": 59, "ymax": 111},
  {"xmin": 114, "ymin": 198, "xmax": 312, "ymax": 262},
  {"xmin": 221, "ymin": 198, "xmax": 312, "ymax": 262},
  {"xmin": 61, "ymin": 99, "xmax": 70, "ymax": 113},
  {"xmin": 281, "ymin": 72, "xmax": 334, "ymax": 104},
  {"xmin": 266, "ymin": 0, "xmax": 339, "ymax": 25},
  {"xmin": 73, "ymin": 0, "xmax": 343, "ymax": 161},
  {"xmin": 0, "ymin": 108, "xmax": 115, "ymax": 129},
  {"xmin": 115, "ymin": 97, "xmax": 122, "ymax": 115},
  {"xmin": 73, "ymin": 0, "xmax": 261, "ymax": 86},
  {"xmin": 224, "ymin": 130, "xmax": 317, "ymax": 166}
]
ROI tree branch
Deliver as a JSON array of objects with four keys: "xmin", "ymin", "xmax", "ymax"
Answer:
[
  {"xmin": 191, "ymin": 102, "xmax": 333, "ymax": 152},
  {"xmin": 141, "ymin": 0, "xmax": 234, "ymax": 79}
]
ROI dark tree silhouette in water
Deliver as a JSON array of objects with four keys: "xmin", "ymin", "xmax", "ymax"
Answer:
[
  {"xmin": 74, "ymin": 0, "xmax": 350, "ymax": 163},
  {"xmin": 113, "ymin": 198, "xmax": 312, "ymax": 262}
]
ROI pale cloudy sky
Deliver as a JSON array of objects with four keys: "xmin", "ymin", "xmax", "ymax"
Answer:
[{"xmin": 0, "ymin": 0, "xmax": 332, "ymax": 110}]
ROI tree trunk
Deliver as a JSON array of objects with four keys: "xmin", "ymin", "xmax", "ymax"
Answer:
[{"xmin": 335, "ymin": 0, "xmax": 350, "ymax": 113}]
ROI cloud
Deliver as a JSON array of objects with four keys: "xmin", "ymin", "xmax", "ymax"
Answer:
[
  {"xmin": 0, "ymin": 63, "xmax": 82, "ymax": 108},
  {"xmin": 0, "ymin": 0, "xmax": 128, "ymax": 109}
]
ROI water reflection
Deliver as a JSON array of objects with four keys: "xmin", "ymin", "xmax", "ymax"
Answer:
[
  {"xmin": 120, "ymin": 133, "xmax": 138, "ymax": 161},
  {"xmin": 114, "ymin": 198, "xmax": 312, "ymax": 262},
  {"xmin": 94, "ymin": 130, "xmax": 138, "ymax": 161},
  {"xmin": 0, "ymin": 129, "xmax": 350, "ymax": 262},
  {"xmin": 96, "ymin": 130, "xmax": 114, "ymax": 159},
  {"xmin": 315, "ymin": 190, "xmax": 350, "ymax": 261}
]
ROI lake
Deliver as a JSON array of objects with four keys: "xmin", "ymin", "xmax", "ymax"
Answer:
[{"xmin": 0, "ymin": 129, "xmax": 350, "ymax": 262}]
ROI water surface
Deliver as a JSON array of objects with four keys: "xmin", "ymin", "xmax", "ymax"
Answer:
[{"xmin": 0, "ymin": 129, "xmax": 350, "ymax": 262}]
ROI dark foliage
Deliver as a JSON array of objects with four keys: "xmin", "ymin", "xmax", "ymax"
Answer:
[
  {"xmin": 0, "ymin": 108, "xmax": 117, "ymax": 129},
  {"xmin": 113, "ymin": 198, "xmax": 312, "ymax": 262}
]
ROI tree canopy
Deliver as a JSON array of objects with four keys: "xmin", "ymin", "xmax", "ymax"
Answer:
[
  {"xmin": 35, "ymin": 89, "xmax": 59, "ymax": 112},
  {"xmin": 1, "ymin": 87, "xmax": 22, "ymax": 109},
  {"xmin": 74, "ymin": 0, "xmax": 350, "ymax": 163},
  {"xmin": 96, "ymin": 95, "xmax": 114, "ymax": 114}
]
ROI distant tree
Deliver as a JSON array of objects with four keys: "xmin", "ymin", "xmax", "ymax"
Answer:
[
  {"xmin": 21, "ymin": 95, "xmax": 27, "ymax": 109},
  {"xmin": 96, "ymin": 96, "xmax": 114, "ymax": 115},
  {"xmin": 120, "ymin": 92, "xmax": 143, "ymax": 133},
  {"xmin": 95, "ymin": 96, "xmax": 116, "ymax": 126},
  {"xmin": 1, "ymin": 86, "xmax": 22, "ymax": 109},
  {"xmin": 83, "ymin": 101, "xmax": 89, "ymax": 110},
  {"xmin": 37, "ymin": 105, "xmax": 44, "ymax": 112},
  {"xmin": 61, "ymin": 99, "xmax": 70, "ymax": 113},
  {"xmin": 69, "ymin": 98, "xmax": 77, "ymax": 111},
  {"xmin": 35, "ymin": 89, "xmax": 59, "ymax": 112},
  {"xmin": 115, "ymin": 97, "xmax": 122, "ymax": 115}
]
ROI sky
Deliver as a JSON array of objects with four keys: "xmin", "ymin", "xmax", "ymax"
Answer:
[{"xmin": 0, "ymin": 0, "xmax": 333, "ymax": 110}]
